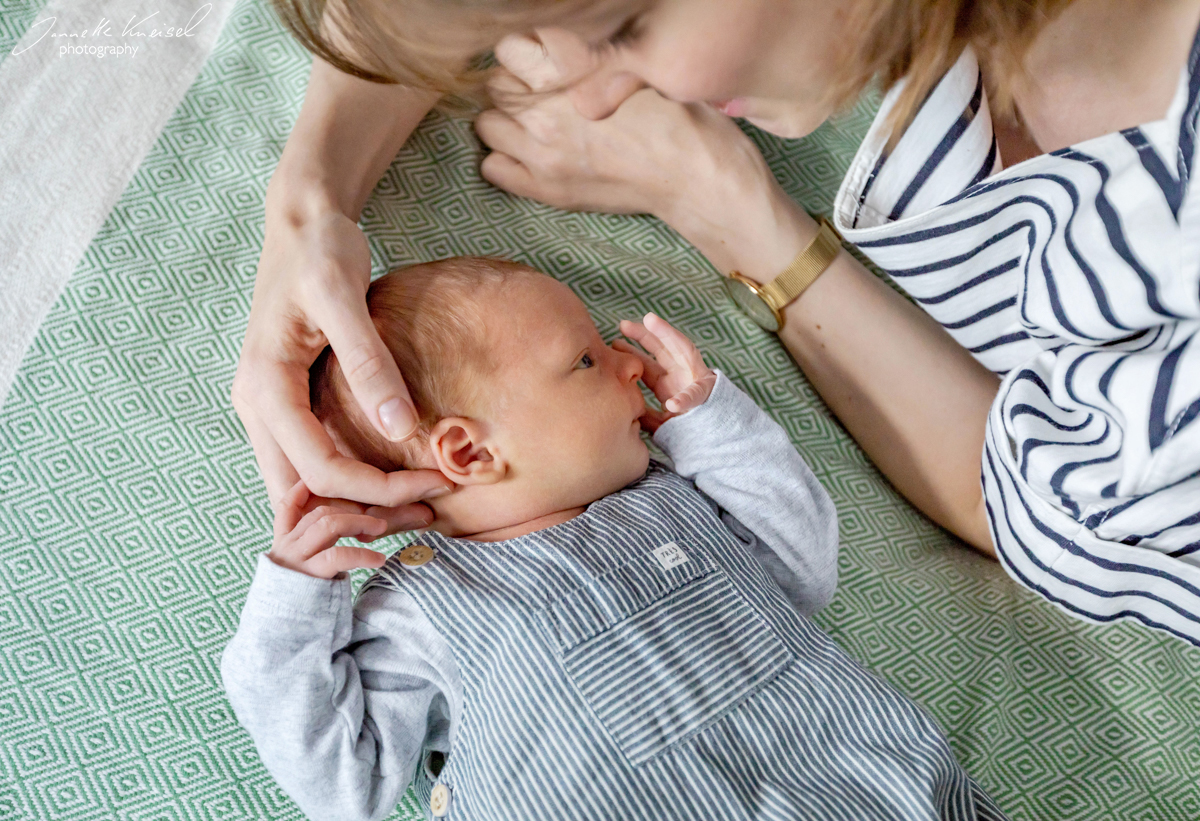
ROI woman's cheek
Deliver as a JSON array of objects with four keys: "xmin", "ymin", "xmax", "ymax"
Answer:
[{"xmin": 634, "ymin": 39, "xmax": 749, "ymax": 104}]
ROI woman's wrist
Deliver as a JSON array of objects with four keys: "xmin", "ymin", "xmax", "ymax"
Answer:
[
  {"xmin": 268, "ymin": 60, "xmax": 441, "ymax": 226},
  {"xmin": 662, "ymin": 176, "xmax": 820, "ymax": 284},
  {"xmin": 265, "ymin": 164, "xmax": 345, "ymax": 229}
]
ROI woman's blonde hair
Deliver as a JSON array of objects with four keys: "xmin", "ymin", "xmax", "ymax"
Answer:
[
  {"xmin": 840, "ymin": 0, "xmax": 1072, "ymax": 125},
  {"xmin": 272, "ymin": 0, "xmax": 1071, "ymax": 123}
]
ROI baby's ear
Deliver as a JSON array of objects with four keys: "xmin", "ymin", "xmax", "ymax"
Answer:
[{"xmin": 428, "ymin": 418, "xmax": 506, "ymax": 485}]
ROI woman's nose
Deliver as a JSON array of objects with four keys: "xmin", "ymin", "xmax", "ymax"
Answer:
[
  {"xmin": 569, "ymin": 69, "xmax": 646, "ymax": 120},
  {"xmin": 532, "ymin": 27, "xmax": 645, "ymax": 120}
]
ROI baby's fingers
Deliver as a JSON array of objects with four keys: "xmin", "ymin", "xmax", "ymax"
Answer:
[
  {"xmin": 639, "ymin": 405, "xmax": 673, "ymax": 435},
  {"xmin": 295, "ymin": 512, "xmax": 389, "ymax": 562},
  {"xmin": 304, "ymin": 543, "xmax": 388, "ymax": 579},
  {"xmin": 664, "ymin": 373, "xmax": 718, "ymax": 413},
  {"xmin": 270, "ymin": 505, "xmax": 388, "ymax": 579},
  {"xmin": 613, "ymin": 338, "xmax": 667, "ymax": 390},
  {"xmin": 643, "ymin": 313, "xmax": 707, "ymax": 376},
  {"xmin": 619, "ymin": 318, "xmax": 669, "ymax": 361},
  {"xmin": 273, "ymin": 481, "xmax": 312, "ymax": 539}
]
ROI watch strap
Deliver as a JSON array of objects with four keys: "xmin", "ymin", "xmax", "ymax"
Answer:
[{"xmin": 759, "ymin": 219, "xmax": 842, "ymax": 311}]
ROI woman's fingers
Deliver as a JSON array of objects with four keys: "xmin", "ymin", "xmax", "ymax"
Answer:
[
  {"xmin": 234, "ymin": 387, "xmax": 301, "ymax": 507},
  {"xmin": 486, "ymin": 64, "xmax": 532, "ymax": 98},
  {"xmin": 476, "ymin": 109, "xmax": 546, "ymax": 200},
  {"xmin": 264, "ymin": 388, "xmax": 449, "ymax": 508},
  {"xmin": 364, "ymin": 502, "xmax": 438, "ymax": 536},
  {"xmin": 480, "ymin": 152, "xmax": 540, "ymax": 201},
  {"xmin": 236, "ymin": 211, "xmax": 451, "ymax": 510},
  {"xmin": 306, "ymin": 223, "xmax": 417, "ymax": 444},
  {"xmin": 293, "ymin": 490, "xmax": 434, "ymax": 538},
  {"xmin": 493, "ymin": 34, "xmax": 563, "ymax": 92}
]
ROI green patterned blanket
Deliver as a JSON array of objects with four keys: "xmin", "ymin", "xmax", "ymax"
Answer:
[{"xmin": 2, "ymin": 1, "xmax": 1198, "ymax": 819}]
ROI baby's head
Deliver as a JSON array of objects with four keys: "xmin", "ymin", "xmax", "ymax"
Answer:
[{"xmin": 311, "ymin": 257, "xmax": 650, "ymax": 537}]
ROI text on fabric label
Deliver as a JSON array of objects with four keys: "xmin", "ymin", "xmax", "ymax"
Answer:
[{"xmin": 652, "ymin": 542, "xmax": 690, "ymax": 571}]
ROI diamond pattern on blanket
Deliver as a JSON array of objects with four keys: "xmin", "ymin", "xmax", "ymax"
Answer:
[
  {"xmin": 0, "ymin": 0, "xmax": 51, "ymax": 65},
  {"xmin": 2, "ymin": 0, "xmax": 1200, "ymax": 820}
]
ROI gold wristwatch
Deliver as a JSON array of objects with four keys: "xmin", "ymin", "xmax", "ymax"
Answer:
[{"xmin": 724, "ymin": 218, "xmax": 842, "ymax": 332}]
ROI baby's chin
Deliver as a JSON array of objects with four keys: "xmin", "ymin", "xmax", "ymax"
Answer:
[
  {"xmin": 589, "ymin": 436, "xmax": 652, "ymax": 501},
  {"xmin": 620, "ymin": 438, "xmax": 652, "ymax": 488}
]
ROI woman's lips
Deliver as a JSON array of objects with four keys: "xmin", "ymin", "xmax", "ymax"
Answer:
[{"xmin": 712, "ymin": 98, "xmax": 748, "ymax": 117}]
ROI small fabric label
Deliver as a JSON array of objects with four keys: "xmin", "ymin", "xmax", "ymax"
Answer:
[{"xmin": 652, "ymin": 542, "xmax": 689, "ymax": 571}]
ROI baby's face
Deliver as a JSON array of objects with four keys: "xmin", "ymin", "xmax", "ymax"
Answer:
[{"xmin": 483, "ymin": 276, "xmax": 651, "ymax": 512}]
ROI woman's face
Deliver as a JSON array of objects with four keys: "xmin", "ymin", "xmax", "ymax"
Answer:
[{"xmin": 533, "ymin": 0, "xmax": 856, "ymax": 138}]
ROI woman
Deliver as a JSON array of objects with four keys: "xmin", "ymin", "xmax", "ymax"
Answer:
[{"xmin": 233, "ymin": 0, "xmax": 1200, "ymax": 642}]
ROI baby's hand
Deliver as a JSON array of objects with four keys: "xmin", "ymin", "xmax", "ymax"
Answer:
[
  {"xmin": 616, "ymin": 313, "xmax": 717, "ymax": 433},
  {"xmin": 267, "ymin": 481, "xmax": 389, "ymax": 579}
]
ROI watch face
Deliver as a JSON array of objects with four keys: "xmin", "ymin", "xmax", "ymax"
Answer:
[{"xmin": 724, "ymin": 277, "xmax": 780, "ymax": 332}]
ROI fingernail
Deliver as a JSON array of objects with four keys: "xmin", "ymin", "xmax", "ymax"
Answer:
[
  {"xmin": 379, "ymin": 399, "xmax": 418, "ymax": 441},
  {"xmin": 422, "ymin": 485, "xmax": 453, "ymax": 500}
]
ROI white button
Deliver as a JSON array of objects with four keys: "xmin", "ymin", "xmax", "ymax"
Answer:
[
  {"xmin": 399, "ymin": 544, "xmax": 436, "ymax": 568},
  {"xmin": 430, "ymin": 783, "xmax": 451, "ymax": 817}
]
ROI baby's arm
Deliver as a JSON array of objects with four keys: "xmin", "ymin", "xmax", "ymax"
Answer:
[
  {"xmin": 654, "ymin": 372, "xmax": 839, "ymax": 614},
  {"xmin": 220, "ymin": 485, "xmax": 459, "ymax": 821},
  {"xmin": 620, "ymin": 315, "xmax": 838, "ymax": 616}
]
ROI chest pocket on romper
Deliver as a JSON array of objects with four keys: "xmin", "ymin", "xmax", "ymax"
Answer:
[{"xmin": 537, "ymin": 541, "xmax": 793, "ymax": 765}]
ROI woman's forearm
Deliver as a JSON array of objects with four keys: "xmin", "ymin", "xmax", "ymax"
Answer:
[
  {"xmin": 269, "ymin": 59, "xmax": 441, "ymax": 224},
  {"xmin": 671, "ymin": 190, "xmax": 999, "ymax": 554}
]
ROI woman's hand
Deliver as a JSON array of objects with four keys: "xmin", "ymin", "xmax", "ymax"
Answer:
[
  {"xmin": 267, "ymin": 481, "xmax": 389, "ymax": 579},
  {"xmin": 474, "ymin": 34, "xmax": 813, "ymax": 282},
  {"xmin": 617, "ymin": 313, "xmax": 717, "ymax": 433},
  {"xmin": 232, "ymin": 202, "xmax": 451, "ymax": 521},
  {"xmin": 478, "ymin": 76, "xmax": 737, "ymax": 219},
  {"xmin": 231, "ymin": 60, "xmax": 448, "ymax": 525},
  {"xmin": 475, "ymin": 35, "xmax": 760, "ymax": 220}
]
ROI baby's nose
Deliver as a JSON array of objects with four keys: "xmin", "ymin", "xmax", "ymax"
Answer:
[{"xmin": 617, "ymin": 347, "xmax": 644, "ymax": 382}]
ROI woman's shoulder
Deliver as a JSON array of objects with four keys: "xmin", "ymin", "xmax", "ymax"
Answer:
[{"xmin": 834, "ymin": 7, "xmax": 1200, "ymax": 239}]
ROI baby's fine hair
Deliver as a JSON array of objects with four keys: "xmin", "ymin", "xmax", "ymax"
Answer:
[{"xmin": 310, "ymin": 256, "xmax": 545, "ymax": 471}]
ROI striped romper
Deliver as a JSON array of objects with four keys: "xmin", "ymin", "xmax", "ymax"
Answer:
[
  {"xmin": 222, "ymin": 375, "xmax": 1005, "ymax": 821},
  {"xmin": 833, "ymin": 34, "xmax": 1200, "ymax": 644}
]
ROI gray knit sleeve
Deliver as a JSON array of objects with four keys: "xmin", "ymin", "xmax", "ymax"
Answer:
[
  {"xmin": 653, "ymin": 371, "xmax": 839, "ymax": 615},
  {"xmin": 220, "ymin": 555, "xmax": 461, "ymax": 821}
]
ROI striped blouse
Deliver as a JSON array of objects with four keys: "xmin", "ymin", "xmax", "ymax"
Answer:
[{"xmin": 832, "ymin": 37, "xmax": 1200, "ymax": 645}]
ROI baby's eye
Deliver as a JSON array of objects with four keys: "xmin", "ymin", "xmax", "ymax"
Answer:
[{"xmin": 575, "ymin": 353, "xmax": 595, "ymax": 370}]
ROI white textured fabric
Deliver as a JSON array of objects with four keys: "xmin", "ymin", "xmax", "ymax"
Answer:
[
  {"xmin": 0, "ymin": 0, "xmax": 234, "ymax": 403},
  {"xmin": 834, "ymin": 42, "xmax": 1200, "ymax": 644}
]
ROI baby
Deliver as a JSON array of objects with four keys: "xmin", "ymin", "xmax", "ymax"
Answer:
[{"xmin": 222, "ymin": 258, "xmax": 1005, "ymax": 821}]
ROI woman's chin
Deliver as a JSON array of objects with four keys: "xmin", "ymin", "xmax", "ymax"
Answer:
[{"xmin": 739, "ymin": 98, "xmax": 830, "ymax": 140}]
